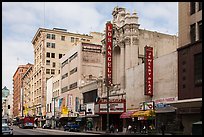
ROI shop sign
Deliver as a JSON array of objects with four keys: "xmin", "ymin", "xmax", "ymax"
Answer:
[
  {"xmin": 79, "ymin": 111, "xmax": 85, "ymax": 116},
  {"xmin": 105, "ymin": 22, "xmax": 113, "ymax": 86},
  {"xmin": 140, "ymin": 101, "xmax": 155, "ymax": 110},
  {"xmin": 97, "ymin": 98, "xmax": 125, "ymax": 104},
  {"xmin": 62, "ymin": 106, "xmax": 68, "ymax": 115},
  {"xmin": 138, "ymin": 116, "xmax": 147, "ymax": 120},
  {"xmin": 144, "ymin": 46, "xmax": 153, "ymax": 96},
  {"xmin": 99, "ymin": 102, "xmax": 124, "ymax": 113},
  {"xmin": 80, "ymin": 104, "xmax": 86, "ymax": 111},
  {"xmin": 154, "ymin": 97, "xmax": 176, "ymax": 104}
]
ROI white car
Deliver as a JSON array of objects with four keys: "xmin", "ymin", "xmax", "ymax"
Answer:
[{"xmin": 2, "ymin": 124, "xmax": 13, "ymax": 135}]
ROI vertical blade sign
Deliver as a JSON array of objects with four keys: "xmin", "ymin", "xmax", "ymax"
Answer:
[
  {"xmin": 106, "ymin": 22, "xmax": 113, "ymax": 86},
  {"xmin": 145, "ymin": 46, "xmax": 153, "ymax": 96}
]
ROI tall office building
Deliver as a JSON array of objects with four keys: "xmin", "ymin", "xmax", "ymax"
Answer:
[{"xmin": 173, "ymin": 2, "xmax": 202, "ymax": 135}]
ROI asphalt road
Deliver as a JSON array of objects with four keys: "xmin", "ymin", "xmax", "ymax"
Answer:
[{"xmin": 11, "ymin": 126, "xmax": 99, "ymax": 135}]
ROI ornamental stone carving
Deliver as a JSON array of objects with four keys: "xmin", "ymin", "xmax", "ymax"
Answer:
[
  {"xmin": 132, "ymin": 37, "xmax": 139, "ymax": 45},
  {"xmin": 124, "ymin": 37, "xmax": 131, "ymax": 45}
]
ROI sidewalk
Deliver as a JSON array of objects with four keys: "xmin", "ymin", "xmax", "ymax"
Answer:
[{"xmin": 83, "ymin": 130, "xmax": 173, "ymax": 135}]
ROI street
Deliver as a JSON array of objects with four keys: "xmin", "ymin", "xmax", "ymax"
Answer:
[{"xmin": 11, "ymin": 126, "xmax": 100, "ymax": 135}]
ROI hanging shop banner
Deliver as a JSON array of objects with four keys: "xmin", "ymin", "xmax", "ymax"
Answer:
[
  {"xmin": 144, "ymin": 46, "xmax": 153, "ymax": 96},
  {"xmin": 67, "ymin": 94, "xmax": 73, "ymax": 110},
  {"xmin": 105, "ymin": 21, "xmax": 113, "ymax": 86}
]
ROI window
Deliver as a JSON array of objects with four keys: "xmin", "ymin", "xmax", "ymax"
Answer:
[
  {"xmin": 61, "ymin": 36, "xmax": 65, "ymax": 41},
  {"xmin": 198, "ymin": 21, "xmax": 202, "ymax": 41},
  {"xmin": 53, "ymin": 62, "xmax": 56, "ymax": 67},
  {"xmin": 75, "ymin": 38, "xmax": 79, "ymax": 42},
  {"xmin": 51, "ymin": 69, "xmax": 55, "ymax": 74},
  {"xmin": 46, "ymin": 52, "xmax": 50, "ymax": 58},
  {"xmin": 51, "ymin": 34, "xmax": 55, "ymax": 40},
  {"xmin": 59, "ymin": 54, "xmax": 63, "ymax": 59},
  {"xmin": 50, "ymin": 103, "xmax": 52, "ymax": 112},
  {"xmin": 190, "ymin": 23, "xmax": 196, "ymax": 43},
  {"xmin": 61, "ymin": 86, "xmax": 68, "ymax": 93},
  {"xmin": 47, "ymin": 34, "xmax": 51, "ymax": 39},
  {"xmin": 46, "ymin": 60, "xmax": 50, "ymax": 65},
  {"xmin": 70, "ymin": 67, "xmax": 77, "ymax": 75},
  {"xmin": 61, "ymin": 73, "xmax": 68, "ymax": 79},
  {"xmin": 61, "ymin": 59, "xmax": 68, "ymax": 68},
  {"xmin": 198, "ymin": 2, "xmax": 202, "ymax": 11},
  {"xmin": 51, "ymin": 53, "xmax": 55, "ymax": 58},
  {"xmin": 194, "ymin": 53, "xmax": 202, "ymax": 86},
  {"xmin": 71, "ymin": 37, "xmax": 74, "ymax": 42},
  {"xmin": 47, "ymin": 104, "xmax": 49, "ymax": 112},
  {"xmin": 190, "ymin": 2, "xmax": 196, "ymax": 15},
  {"xmin": 47, "ymin": 42, "xmax": 51, "ymax": 48},
  {"xmin": 46, "ymin": 69, "xmax": 50, "ymax": 74},
  {"xmin": 51, "ymin": 43, "xmax": 55, "ymax": 48},
  {"xmin": 69, "ymin": 82, "xmax": 77, "ymax": 90},
  {"xmin": 69, "ymin": 52, "xmax": 78, "ymax": 62}
]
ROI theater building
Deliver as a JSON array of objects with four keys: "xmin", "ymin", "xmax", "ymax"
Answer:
[{"xmin": 99, "ymin": 6, "xmax": 178, "ymax": 132}]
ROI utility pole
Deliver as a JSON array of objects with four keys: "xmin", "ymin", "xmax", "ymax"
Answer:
[
  {"xmin": 106, "ymin": 86, "xmax": 110, "ymax": 133},
  {"xmin": 52, "ymin": 97, "xmax": 56, "ymax": 129}
]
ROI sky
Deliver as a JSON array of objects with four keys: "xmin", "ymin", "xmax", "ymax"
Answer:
[{"xmin": 2, "ymin": 2, "xmax": 178, "ymax": 93}]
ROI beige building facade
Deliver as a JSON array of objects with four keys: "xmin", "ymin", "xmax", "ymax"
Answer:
[
  {"xmin": 31, "ymin": 27, "xmax": 103, "ymax": 120},
  {"xmin": 59, "ymin": 42, "xmax": 103, "ymax": 125}
]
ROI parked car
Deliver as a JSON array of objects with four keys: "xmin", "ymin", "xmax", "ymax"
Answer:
[
  {"xmin": 2, "ymin": 123, "xmax": 13, "ymax": 135},
  {"xmin": 42, "ymin": 123, "xmax": 52, "ymax": 129},
  {"xmin": 63, "ymin": 122, "xmax": 80, "ymax": 132}
]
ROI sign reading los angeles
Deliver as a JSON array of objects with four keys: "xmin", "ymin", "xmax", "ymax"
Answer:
[
  {"xmin": 106, "ymin": 22, "xmax": 113, "ymax": 86},
  {"xmin": 144, "ymin": 46, "xmax": 153, "ymax": 96}
]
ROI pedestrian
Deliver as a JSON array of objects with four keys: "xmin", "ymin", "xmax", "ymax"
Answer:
[
  {"xmin": 110, "ymin": 124, "xmax": 115, "ymax": 133},
  {"xmin": 128, "ymin": 124, "xmax": 132, "ymax": 133},
  {"xmin": 133, "ymin": 125, "xmax": 137, "ymax": 133},
  {"xmin": 115, "ymin": 124, "xmax": 118, "ymax": 133},
  {"xmin": 179, "ymin": 121, "xmax": 184, "ymax": 131},
  {"xmin": 160, "ymin": 122, "xmax": 166, "ymax": 135}
]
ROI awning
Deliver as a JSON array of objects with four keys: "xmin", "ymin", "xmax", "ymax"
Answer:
[
  {"xmin": 131, "ymin": 110, "xmax": 155, "ymax": 117},
  {"xmin": 155, "ymin": 105, "xmax": 177, "ymax": 113},
  {"xmin": 168, "ymin": 98, "xmax": 202, "ymax": 108},
  {"xmin": 120, "ymin": 111, "xmax": 137, "ymax": 118}
]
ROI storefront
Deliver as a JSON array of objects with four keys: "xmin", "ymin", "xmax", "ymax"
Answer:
[
  {"xmin": 120, "ymin": 110, "xmax": 138, "ymax": 132},
  {"xmin": 169, "ymin": 98, "xmax": 202, "ymax": 135},
  {"xmin": 95, "ymin": 98, "xmax": 126, "ymax": 132},
  {"xmin": 131, "ymin": 110, "xmax": 156, "ymax": 132}
]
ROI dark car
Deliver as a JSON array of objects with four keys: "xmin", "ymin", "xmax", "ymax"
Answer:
[
  {"xmin": 63, "ymin": 122, "xmax": 80, "ymax": 132},
  {"xmin": 42, "ymin": 123, "xmax": 52, "ymax": 129},
  {"xmin": 2, "ymin": 124, "xmax": 13, "ymax": 135}
]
